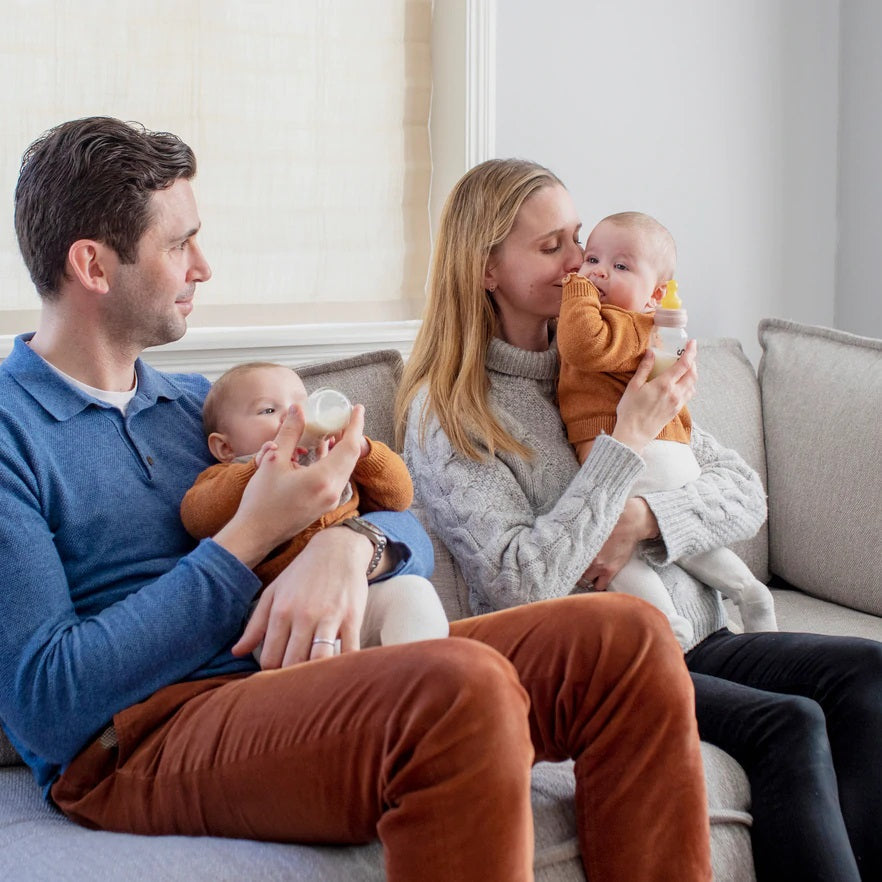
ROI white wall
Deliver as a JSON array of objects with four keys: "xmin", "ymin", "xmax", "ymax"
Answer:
[
  {"xmin": 495, "ymin": 0, "xmax": 840, "ymax": 362},
  {"xmin": 837, "ymin": 0, "xmax": 882, "ymax": 338}
]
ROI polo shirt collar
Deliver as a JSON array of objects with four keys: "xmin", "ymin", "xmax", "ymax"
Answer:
[{"xmin": 5, "ymin": 333, "xmax": 185, "ymax": 422}]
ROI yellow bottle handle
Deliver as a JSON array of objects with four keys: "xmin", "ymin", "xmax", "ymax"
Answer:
[{"xmin": 660, "ymin": 279, "xmax": 682, "ymax": 309}]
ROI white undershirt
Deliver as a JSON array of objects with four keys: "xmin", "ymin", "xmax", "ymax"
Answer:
[{"xmin": 45, "ymin": 362, "xmax": 138, "ymax": 414}]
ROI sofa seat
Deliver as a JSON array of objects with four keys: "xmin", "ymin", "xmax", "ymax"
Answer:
[
  {"xmin": 0, "ymin": 747, "xmax": 752, "ymax": 881},
  {"xmin": 770, "ymin": 587, "xmax": 882, "ymax": 641}
]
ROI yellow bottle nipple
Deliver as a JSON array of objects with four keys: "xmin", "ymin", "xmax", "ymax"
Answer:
[{"xmin": 660, "ymin": 280, "xmax": 682, "ymax": 309}]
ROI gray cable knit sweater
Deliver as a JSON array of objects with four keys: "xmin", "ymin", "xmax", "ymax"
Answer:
[{"xmin": 404, "ymin": 337, "xmax": 768, "ymax": 651}]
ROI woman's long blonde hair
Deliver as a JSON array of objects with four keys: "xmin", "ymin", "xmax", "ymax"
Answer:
[{"xmin": 395, "ymin": 158, "xmax": 563, "ymax": 461}]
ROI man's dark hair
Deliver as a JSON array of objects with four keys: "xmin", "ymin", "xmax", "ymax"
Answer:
[{"xmin": 14, "ymin": 116, "xmax": 197, "ymax": 300}]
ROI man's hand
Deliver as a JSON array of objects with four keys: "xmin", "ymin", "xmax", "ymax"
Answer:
[
  {"xmin": 580, "ymin": 497, "xmax": 660, "ymax": 591},
  {"xmin": 232, "ymin": 525, "xmax": 376, "ymax": 667},
  {"xmin": 214, "ymin": 404, "xmax": 365, "ymax": 568}
]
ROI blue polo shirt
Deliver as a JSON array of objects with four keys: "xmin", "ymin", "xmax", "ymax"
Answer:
[{"xmin": 0, "ymin": 335, "xmax": 431, "ymax": 795}]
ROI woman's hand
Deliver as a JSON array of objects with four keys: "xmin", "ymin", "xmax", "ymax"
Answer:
[
  {"xmin": 580, "ymin": 497, "xmax": 660, "ymax": 591},
  {"xmin": 612, "ymin": 339, "xmax": 697, "ymax": 454}
]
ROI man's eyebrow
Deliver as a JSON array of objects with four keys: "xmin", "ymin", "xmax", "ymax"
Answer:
[{"xmin": 169, "ymin": 224, "xmax": 201, "ymax": 244}]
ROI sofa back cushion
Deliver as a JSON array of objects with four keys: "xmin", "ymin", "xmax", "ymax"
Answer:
[
  {"xmin": 759, "ymin": 318, "xmax": 882, "ymax": 615},
  {"xmin": 690, "ymin": 338, "xmax": 770, "ymax": 583},
  {"xmin": 299, "ymin": 349, "xmax": 403, "ymax": 449},
  {"xmin": 298, "ymin": 349, "xmax": 471, "ymax": 620}
]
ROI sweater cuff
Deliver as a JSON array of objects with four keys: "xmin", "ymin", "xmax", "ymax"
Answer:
[
  {"xmin": 639, "ymin": 489, "xmax": 700, "ymax": 565},
  {"xmin": 561, "ymin": 273, "xmax": 601, "ymax": 302},
  {"xmin": 352, "ymin": 438, "xmax": 389, "ymax": 480},
  {"xmin": 581, "ymin": 433, "xmax": 645, "ymax": 498}
]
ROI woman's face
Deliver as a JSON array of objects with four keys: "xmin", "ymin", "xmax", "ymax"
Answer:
[{"xmin": 484, "ymin": 184, "xmax": 583, "ymax": 348}]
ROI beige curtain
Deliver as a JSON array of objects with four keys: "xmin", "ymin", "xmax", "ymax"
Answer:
[{"xmin": 0, "ymin": 0, "xmax": 432, "ymax": 333}]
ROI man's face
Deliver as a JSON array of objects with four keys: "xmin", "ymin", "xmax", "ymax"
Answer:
[{"xmin": 107, "ymin": 179, "xmax": 211, "ymax": 350}]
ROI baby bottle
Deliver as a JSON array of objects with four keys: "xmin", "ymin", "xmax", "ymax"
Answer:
[
  {"xmin": 648, "ymin": 280, "xmax": 688, "ymax": 379},
  {"xmin": 300, "ymin": 387, "xmax": 353, "ymax": 449}
]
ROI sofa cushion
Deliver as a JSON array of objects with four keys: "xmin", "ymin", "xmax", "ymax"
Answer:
[
  {"xmin": 0, "ymin": 752, "xmax": 754, "ymax": 881},
  {"xmin": 758, "ymin": 319, "xmax": 882, "ymax": 615},
  {"xmin": 299, "ymin": 349, "xmax": 404, "ymax": 450},
  {"xmin": 410, "ymin": 503, "xmax": 472, "ymax": 621},
  {"xmin": 770, "ymin": 586, "xmax": 882, "ymax": 641},
  {"xmin": 690, "ymin": 338, "xmax": 769, "ymax": 583},
  {"xmin": 0, "ymin": 766, "xmax": 386, "ymax": 881},
  {"xmin": 530, "ymin": 747, "xmax": 754, "ymax": 882}
]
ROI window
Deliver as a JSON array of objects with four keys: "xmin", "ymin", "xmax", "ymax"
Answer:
[{"xmin": 0, "ymin": 1, "xmax": 433, "ymax": 334}]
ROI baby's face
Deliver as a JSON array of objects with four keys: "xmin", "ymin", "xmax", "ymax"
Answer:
[
  {"xmin": 217, "ymin": 366, "xmax": 308, "ymax": 458},
  {"xmin": 580, "ymin": 220, "xmax": 665, "ymax": 312}
]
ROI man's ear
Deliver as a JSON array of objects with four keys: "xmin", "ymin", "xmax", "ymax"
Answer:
[
  {"xmin": 67, "ymin": 240, "xmax": 111, "ymax": 294},
  {"xmin": 207, "ymin": 432, "xmax": 236, "ymax": 463}
]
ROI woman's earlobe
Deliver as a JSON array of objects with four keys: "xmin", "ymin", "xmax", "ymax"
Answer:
[{"xmin": 483, "ymin": 261, "xmax": 499, "ymax": 294}]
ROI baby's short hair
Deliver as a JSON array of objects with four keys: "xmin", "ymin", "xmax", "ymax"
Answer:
[
  {"xmin": 602, "ymin": 211, "xmax": 677, "ymax": 280},
  {"xmin": 202, "ymin": 361, "xmax": 291, "ymax": 437}
]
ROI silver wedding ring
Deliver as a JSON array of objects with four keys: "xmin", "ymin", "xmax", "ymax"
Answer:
[{"xmin": 311, "ymin": 638, "xmax": 337, "ymax": 647}]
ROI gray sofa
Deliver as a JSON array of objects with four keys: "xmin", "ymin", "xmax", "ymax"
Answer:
[{"xmin": 1, "ymin": 317, "xmax": 880, "ymax": 880}]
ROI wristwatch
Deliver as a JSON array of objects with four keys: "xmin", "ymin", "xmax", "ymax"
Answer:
[{"xmin": 341, "ymin": 516, "xmax": 388, "ymax": 578}]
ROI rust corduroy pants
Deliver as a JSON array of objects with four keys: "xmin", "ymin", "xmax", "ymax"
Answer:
[{"xmin": 51, "ymin": 594, "xmax": 711, "ymax": 882}]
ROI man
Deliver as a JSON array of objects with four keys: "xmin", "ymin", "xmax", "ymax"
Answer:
[{"xmin": 0, "ymin": 117, "xmax": 711, "ymax": 882}]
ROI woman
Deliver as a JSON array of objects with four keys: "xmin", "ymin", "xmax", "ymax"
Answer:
[{"xmin": 397, "ymin": 158, "xmax": 882, "ymax": 882}]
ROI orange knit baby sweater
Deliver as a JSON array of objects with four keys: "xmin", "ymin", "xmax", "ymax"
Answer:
[
  {"xmin": 180, "ymin": 437, "xmax": 413, "ymax": 586},
  {"xmin": 556, "ymin": 273, "xmax": 692, "ymax": 445}
]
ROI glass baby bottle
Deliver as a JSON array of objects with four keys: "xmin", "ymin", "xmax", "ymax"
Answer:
[{"xmin": 299, "ymin": 387, "xmax": 353, "ymax": 449}]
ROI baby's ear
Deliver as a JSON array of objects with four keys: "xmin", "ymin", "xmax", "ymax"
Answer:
[
  {"xmin": 207, "ymin": 432, "xmax": 235, "ymax": 463},
  {"xmin": 650, "ymin": 283, "xmax": 667, "ymax": 305}
]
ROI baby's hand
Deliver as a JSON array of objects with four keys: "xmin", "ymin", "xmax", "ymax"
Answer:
[
  {"xmin": 294, "ymin": 437, "xmax": 331, "ymax": 467},
  {"xmin": 254, "ymin": 441, "xmax": 279, "ymax": 468},
  {"xmin": 323, "ymin": 432, "xmax": 369, "ymax": 458},
  {"xmin": 314, "ymin": 437, "xmax": 330, "ymax": 459}
]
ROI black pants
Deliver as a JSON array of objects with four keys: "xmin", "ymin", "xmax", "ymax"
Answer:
[{"xmin": 687, "ymin": 629, "xmax": 882, "ymax": 882}]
